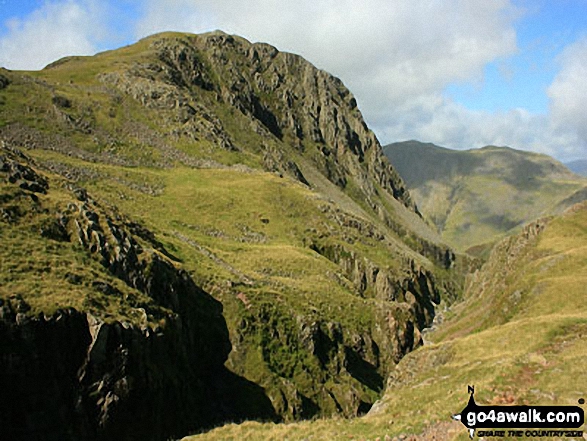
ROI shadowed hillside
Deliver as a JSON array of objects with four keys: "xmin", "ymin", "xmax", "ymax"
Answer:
[
  {"xmin": 383, "ymin": 140, "xmax": 587, "ymax": 254},
  {"xmin": 566, "ymin": 159, "xmax": 587, "ymax": 176}
]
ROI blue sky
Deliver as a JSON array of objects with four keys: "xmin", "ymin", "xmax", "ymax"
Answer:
[
  {"xmin": 0, "ymin": 0, "xmax": 586, "ymax": 161},
  {"xmin": 447, "ymin": 0, "xmax": 587, "ymax": 114}
]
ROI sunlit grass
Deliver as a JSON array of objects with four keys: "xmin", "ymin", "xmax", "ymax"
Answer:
[{"xmin": 186, "ymin": 203, "xmax": 587, "ymax": 441}]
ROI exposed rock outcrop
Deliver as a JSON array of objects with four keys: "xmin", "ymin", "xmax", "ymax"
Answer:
[
  {"xmin": 0, "ymin": 145, "xmax": 276, "ymax": 441},
  {"xmin": 95, "ymin": 32, "xmax": 418, "ymax": 214},
  {"xmin": 227, "ymin": 298, "xmax": 425, "ymax": 420},
  {"xmin": 309, "ymin": 241, "xmax": 441, "ymax": 330}
]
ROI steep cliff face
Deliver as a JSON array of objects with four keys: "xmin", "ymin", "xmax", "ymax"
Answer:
[
  {"xmin": 224, "ymin": 262, "xmax": 444, "ymax": 421},
  {"xmin": 196, "ymin": 33, "xmax": 416, "ymax": 211},
  {"xmin": 92, "ymin": 32, "xmax": 417, "ymax": 213},
  {"xmin": 84, "ymin": 32, "xmax": 451, "ymax": 268},
  {"xmin": 309, "ymin": 242, "xmax": 441, "ymax": 328}
]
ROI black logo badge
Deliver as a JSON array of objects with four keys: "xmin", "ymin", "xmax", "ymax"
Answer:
[{"xmin": 453, "ymin": 386, "xmax": 584, "ymax": 439}]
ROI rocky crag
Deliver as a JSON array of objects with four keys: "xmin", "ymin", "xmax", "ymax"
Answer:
[
  {"xmin": 0, "ymin": 144, "xmax": 275, "ymax": 440},
  {"xmin": 0, "ymin": 32, "xmax": 465, "ymax": 439}
]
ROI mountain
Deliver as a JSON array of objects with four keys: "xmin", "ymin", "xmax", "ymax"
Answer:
[
  {"xmin": 383, "ymin": 140, "xmax": 587, "ymax": 254},
  {"xmin": 0, "ymin": 32, "xmax": 466, "ymax": 440},
  {"xmin": 566, "ymin": 159, "xmax": 587, "ymax": 176},
  {"xmin": 189, "ymin": 200, "xmax": 587, "ymax": 440}
]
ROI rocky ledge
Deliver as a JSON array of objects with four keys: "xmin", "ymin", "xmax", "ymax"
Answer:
[{"xmin": 0, "ymin": 144, "xmax": 275, "ymax": 441}]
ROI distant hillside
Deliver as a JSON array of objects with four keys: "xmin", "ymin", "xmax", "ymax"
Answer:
[
  {"xmin": 566, "ymin": 159, "xmax": 587, "ymax": 176},
  {"xmin": 383, "ymin": 140, "xmax": 587, "ymax": 253}
]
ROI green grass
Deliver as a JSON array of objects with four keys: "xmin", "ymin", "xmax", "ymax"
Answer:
[
  {"xmin": 0, "ymin": 181, "xmax": 169, "ymax": 326},
  {"xmin": 10, "ymin": 145, "xmax": 442, "ymax": 421},
  {"xmin": 83, "ymin": 162, "xmax": 404, "ymax": 332},
  {"xmin": 186, "ymin": 202, "xmax": 587, "ymax": 441}
]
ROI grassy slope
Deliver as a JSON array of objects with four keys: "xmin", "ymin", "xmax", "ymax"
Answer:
[
  {"xmin": 0, "ymin": 159, "xmax": 174, "ymax": 327},
  {"xmin": 14, "ymin": 149, "xmax": 407, "ymax": 416},
  {"xmin": 383, "ymin": 141, "xmax": 587, "ymax": 254},
  {"xmin": 23, "ymin": 148, "xmax": 414, "ymax": 328},
  {"xmin": 186, "ymin": 202, "xmax": 587, "ymax": 440}
]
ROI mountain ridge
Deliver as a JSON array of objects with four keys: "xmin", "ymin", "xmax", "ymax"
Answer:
[
  {"xmin": 0, "ymin": 32, "xmax": 466, "ymax": 440},
  {"xmin": 383, "ymin": 140, "xmax": 587, "ymax": 253},
  {"xmin": 565, "ymin": 159, "xmax": 587, "ymax": 176}
]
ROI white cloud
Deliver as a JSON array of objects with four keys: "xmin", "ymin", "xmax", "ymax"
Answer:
[
  {"xmin": 135, "ymin": 0, "xmax": 519, "ymax": 107},
  {"xmin": 0, "ymin": 0, "xmax": 105, "ymax": 70},
  {"xmin": 547, "ymin": 36, "xmax": 587, "ymax": 159},
  {"xmin": 387, "ymin": 35, "xmax": 587, "ymax": 162},
  {"xmin": 134, "ymin": 0, "xmax": 209, "ymax": 38},
  {"xmin": 381, "ymin": 97, "xmax": 548, "ymax": 151}
]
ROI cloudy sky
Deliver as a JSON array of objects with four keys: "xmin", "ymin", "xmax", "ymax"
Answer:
[{"xmin": 1, "ymin": 1, "xmax": 586, "ymax": 162}]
